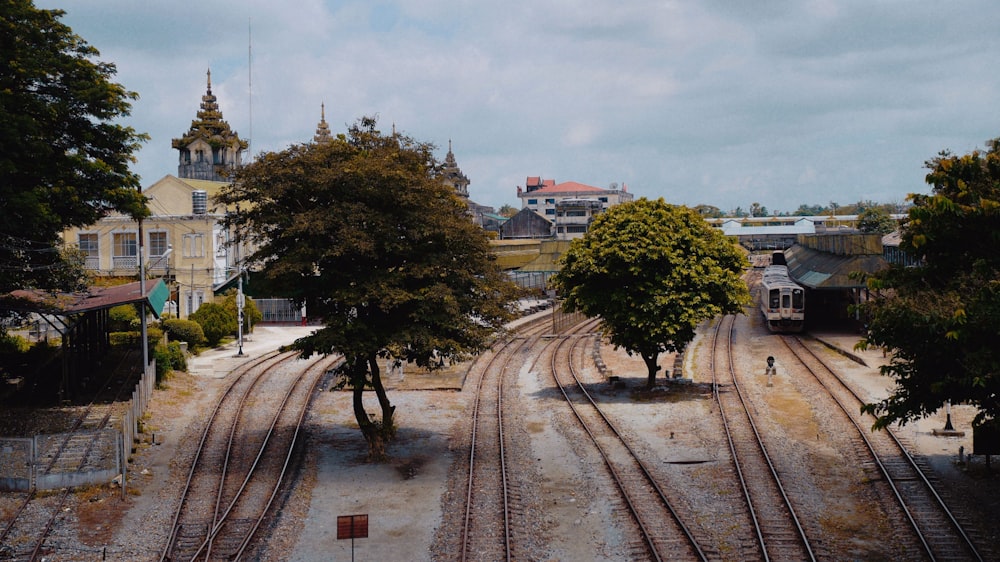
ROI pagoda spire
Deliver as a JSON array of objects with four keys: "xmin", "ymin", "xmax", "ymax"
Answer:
[
  {"xmin": 171, "ymin": 67, "xmax": 247, "ymax": 181},
  {"xmin": 314, "ymin": 102, "xmax": 333, "ymax": 144},
  {"xmin": 440, "ymin": 139, "xmax": 469, "ymax": 199}
]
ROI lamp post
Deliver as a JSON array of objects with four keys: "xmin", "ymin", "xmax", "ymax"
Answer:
[{"xmin": 236, "ymin": 268, "xmax": 245, "ymax": 356}]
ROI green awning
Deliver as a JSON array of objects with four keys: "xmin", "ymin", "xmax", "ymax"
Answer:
[{"xmin": 146, "ymin": 279, "xmax": 169, "ymax": 318}]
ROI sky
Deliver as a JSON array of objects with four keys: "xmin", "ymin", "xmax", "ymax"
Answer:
[{"xmin": 37, "ymin": 0, "xmax": 1000, "ymax": 214}]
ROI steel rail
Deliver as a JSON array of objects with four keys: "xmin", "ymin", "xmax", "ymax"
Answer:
[
  {"xmin": 160, "ymin": 350, "xmax": 290, "ymax": 562},
  {"xmin": 188, "ymin": 354, "xmax": 341, "ymax": 560},
  {"xmin": 549, "ymin": 318, "xmax": 708, "ymax": 562},
  {"xmin": 784, "ymin": 335, "xmax": 983, "ymax": 562},
  {"xmin": 717, "ymin": 315, "xmax": 816, "ymax": 562}
]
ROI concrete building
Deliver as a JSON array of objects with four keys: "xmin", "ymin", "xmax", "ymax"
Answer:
[{"xmin": 517, "ymin": 178, "xmax": 633, "ymax": 219}]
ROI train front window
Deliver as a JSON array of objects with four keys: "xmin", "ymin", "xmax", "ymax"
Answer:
[
  {"xmin": 781, "ymin": 294, "xmax": 791, "ymax": 308},
  {"xmin": 792, "ymin": 289, "xmax": 804, "ymax": 309},
  {"xmin": 769, "ymin": 290, "xmax": 780, "ymax": 309}
]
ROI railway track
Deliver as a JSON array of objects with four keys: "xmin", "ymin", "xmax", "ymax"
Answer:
[
  {"xmin": 161, "ymin": 350, "xmax": 337, "ymax": 561},
  {"xmin": 709, "ymin": 314, "xmax": 816, "ymax": 561},
  {"xmin": 781, "ymin": 335, "xmax": 986, "ymax": 562},
  {"xmin": 0, "ymin": 349, "xmax": 141, "ymax": 561},
  {"xmin": 458, "ymin": 319, "xmax": 549, "ymax": 562},
  {"xmin": 546, "ymin": 317, "xmax": 708, "ymax": 561}
]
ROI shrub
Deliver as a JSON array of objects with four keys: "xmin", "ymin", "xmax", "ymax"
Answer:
[
  {"xmin": 108, "ymin": 304, "xmax": 140, "ymax": 331},
  {"xmin": 161, "ymin": 318, "xmax": 205, "ymax": 347},
  {"xmin": 153, "ymin": 341, "xmax": 186, "ymax": 385},
  {"xmin": 0, "ymin": 333, "xmax": 30, "ymax": 354},
  {"xmin": 109, "ymin": 327, "xmax": 163, "ymax": 349},
  {"xmin": 189, "ymin": 302, "xmax": 236, "ymax": 347},
  {"xmin": 221, "ymin": 289, "xmax": 263, "ymax": 333}
]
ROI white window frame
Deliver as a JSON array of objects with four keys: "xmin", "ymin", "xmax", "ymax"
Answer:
[
  {"xmin": 112, "ymin": 231, "xmax": 138, "ymax": 269},
  {"xmin": 78, "ymin": 232, "xmax": 99, "ymax": 269},
  {"xmin": 148, "ymin": 230, "xmax": 169, "ymax": 257},
  {"xmin": 183, "ymin": 233, "xmax": 205, "ymax": 258}
]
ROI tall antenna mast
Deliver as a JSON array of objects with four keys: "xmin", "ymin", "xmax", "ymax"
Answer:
[{"xmin": 248, "ymin": 17, "xmax": 253, "ymax": 160}]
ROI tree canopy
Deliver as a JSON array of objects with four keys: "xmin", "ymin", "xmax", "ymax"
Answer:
[
  {"xmin": 553, "ymin": 198, "xmax": 751, "ymax": 388},
  {"xmin": 217, "ymin": 117, "xmax": 520, "ymax": 459},
  {"xmin": 860, "ymin": 138, "xmax": 1000, "ymax": 430},
  {"xmin": 0, "ymin": 1, "xmax": 147, "ymax": 296},
  {"xmin": 856, "ymin": 207, "xmax": 897, "ymax": 234}
]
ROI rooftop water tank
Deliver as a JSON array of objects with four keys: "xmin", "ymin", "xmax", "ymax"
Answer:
[{"xmin": 192, "ymin": 190, "xmax": 207, "ymax": 215}]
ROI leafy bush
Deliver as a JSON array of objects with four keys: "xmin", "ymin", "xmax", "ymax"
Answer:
[
  {"xmin": 109, "ymin": 331, "xmax": 138, "ymax": 347},
  {"xmin": 108, "ymin": 304, "xmax": 140, "ymax": 331},
  {"xmin": 221, "ymin": 289, "xmax": 263, "ymax": 333},
  {"xmin": 161, "ymin": 318, "xmax": 205, "ymax": 347},
  {"xmin": 153, "ymin": 341, "xmax": 186, "ymax": 385},
  {"xmin": 189, "ymin": 302, "xmax": 236, "ymax": 347},
  {"xmin": 0, "ymin": 333, "xmax": 30, "ymax": 354},
  {"xmin": 109, "ymin": 327, "xmax": 163, "ymax": 349}
]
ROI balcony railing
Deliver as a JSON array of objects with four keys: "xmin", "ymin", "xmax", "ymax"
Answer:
[
  {"xmin": 112, "ymin": 256, "xmax": 138, "ymax": 270},
  {"xmin": 84, "ymin": 256, "xmax": 100, "ymax": 270}
]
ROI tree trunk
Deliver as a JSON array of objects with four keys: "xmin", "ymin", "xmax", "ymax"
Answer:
[
  {"xmin": 345, "ymin": 358, "xmax": 386, "ymax": 461},
  {"xmin": 368, "ymin": 354, "xmax": 396, "ymax": 440},
  {"xmin": 642, "ymin": 352, "xmax": 661, "ymax": 389}
]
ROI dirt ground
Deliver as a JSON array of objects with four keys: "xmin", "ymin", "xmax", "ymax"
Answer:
[{"xmin": 4, "ymin": 320, "xmax": 998, "ymax": 561}]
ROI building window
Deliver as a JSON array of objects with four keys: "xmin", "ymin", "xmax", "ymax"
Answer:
[
  {"xmin": 598, "ymin": 197, "xmax": 608, "ymax": 203},
  {"xmin": 183, "ymin": 233, "xmax": 205, "ymax": 258},
  {"xmin": 112, "ymin": 232, "xmax": 137, "ymax": 269},
  {"xmin": 149, "ymin": 231, "xmax": 169, "ymax": 257},
  {"xmin": 78, "ymin": 233, "xmax": 99, "ymax": 269},
  {"xmin": 545, "ymin": 208, "xmax": 556, "ymax": 215},
  {"xmin": 545, "ymin": 198, "xmax": 555, "ymax": 204},
  {"xmin": 527, "ymin": 198, "xmax": 537, "ymax": 205}
]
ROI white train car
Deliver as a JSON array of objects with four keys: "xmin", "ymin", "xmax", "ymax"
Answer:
[{"xmin": 760, "ymin": 264, "xmax": 805, "ymax": 332}]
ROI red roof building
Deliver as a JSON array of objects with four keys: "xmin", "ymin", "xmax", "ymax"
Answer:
[{"xmin": 517, "ymin": 178, "xmax": 633, "ymax": 221}]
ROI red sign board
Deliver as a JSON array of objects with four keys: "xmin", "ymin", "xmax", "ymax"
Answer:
[{"xmin": 337, "ymin": 514, "xmax": 369, "ymax": 540}]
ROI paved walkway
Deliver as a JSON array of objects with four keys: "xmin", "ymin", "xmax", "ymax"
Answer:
[{"xmin": 186, "ymin": 325, "xmax": 317, "ymax": 378}]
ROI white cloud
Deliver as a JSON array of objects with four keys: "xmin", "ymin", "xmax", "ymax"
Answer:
[{"xmin": 34, "ymin": 0, "xmax": 1000, "ymax": 213}]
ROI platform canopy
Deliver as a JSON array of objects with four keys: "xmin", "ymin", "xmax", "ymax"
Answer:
[
  {"xmin": 0, "ymin": 279, "xmax": 169, "ymax": 318},
  {"xmin": 784, "ymin": 242, "xmax": 887, "ymax": 290}
]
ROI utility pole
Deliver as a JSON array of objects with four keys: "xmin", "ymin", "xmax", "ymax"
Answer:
[{"xmin": 138, "ymin": 212, "xmax": 148, "ymax": 371}]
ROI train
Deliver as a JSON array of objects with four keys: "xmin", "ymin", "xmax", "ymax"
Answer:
[{"xmin": 759, "ymin": 252, "xmax": 805, "ymax": 333}]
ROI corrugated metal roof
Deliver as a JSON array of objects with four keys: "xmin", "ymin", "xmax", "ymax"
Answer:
[
  {"xmin": 1, "ymin": 279, "xmax": 168, "ymax": 318},
  {"xmin": 785, "ymin": 244, "xmax": 888, "ymax": 289}
]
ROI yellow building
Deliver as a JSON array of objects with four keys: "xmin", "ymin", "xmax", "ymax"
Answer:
[{"xmin": 63, "ymin": 70, "xmax": 248, "ymax": 318}]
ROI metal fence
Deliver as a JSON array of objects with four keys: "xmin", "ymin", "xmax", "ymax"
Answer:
[
  {"xmin": 0, "ymin": 359, "xmax": 153, "ymax": 492},
  {"xmin": 507, "ymin": 271, "xmax": 555, "ymax": 292},
  {"xmin": 255, "ymin": 298, "xmax": 304, "ymax": 323}
]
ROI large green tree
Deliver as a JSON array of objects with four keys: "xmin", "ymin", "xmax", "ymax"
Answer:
[
  {"xmin": 553, "ymin": 198, "xmax": 751, "ymax": 388},
  {"xmin": 218, "ymin": 117, "xmax": 520, "ymax": 459},
  {"xmin": 0, "ymin": 1, "xmax": 147, "ymax": 296},
  {"xmin": 860, "ymin": 139, "xmax": 1000, "ymax": 430}
]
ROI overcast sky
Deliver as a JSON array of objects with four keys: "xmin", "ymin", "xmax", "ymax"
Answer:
[{"xmin": 38, "ymin": 0, "xmax": 1000, "ymax": 214}]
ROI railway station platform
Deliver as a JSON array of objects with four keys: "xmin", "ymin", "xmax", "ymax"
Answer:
[
  {"xmin": 186, "ymin": 302, "xmax": 556, "ymax": 389},
  {"xmin": 809, "ymin": 331, "xmax": 890, "ymax": 370}
]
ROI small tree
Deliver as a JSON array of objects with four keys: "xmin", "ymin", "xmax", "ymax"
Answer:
[
  {"xmin": 498, "ymin": 204, "xmax": 518, "ymax": 218},
  {"xmin": 857, "ymin": 207, "xmax": 896, "ymax": 234},
  {"xmin": 553, "ymin": 198, "xmax": 751, "ymax": 388},
  {"xmin": 189, "ymin": 302, "xmax": 236, "ymax": 347}
]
